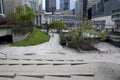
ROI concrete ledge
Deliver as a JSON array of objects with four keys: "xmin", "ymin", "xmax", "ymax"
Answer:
[
  {"xmin": 0, "ymin": 72, "xmax": 16, "ymax": 78},
  {"xmin": 71, "ymin": 72, "xmax": 94, "ymax": 76}
]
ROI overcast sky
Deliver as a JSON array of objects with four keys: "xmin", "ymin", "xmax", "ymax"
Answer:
[{"xmin": 42, "ymin": 0, "xmax": 76, "ymax": 10}]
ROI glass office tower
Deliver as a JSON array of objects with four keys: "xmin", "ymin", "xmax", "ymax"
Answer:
[
  {"xmin": 46, "ymin": 0, "xmax": 56, "ymax": 12},
  {"xmin": 0, "ymin": 0, "xmax": 3, "ymax": 14},
  {"xmin": 60, "ymin": 0, "xmax": 70, "ymax": 11}
]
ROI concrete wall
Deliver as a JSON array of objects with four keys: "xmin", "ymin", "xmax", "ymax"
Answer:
[
  {"xmin": 12, "ymin": 34, "xmax": 26, "ymax": 43},
  {"xmin": 0, "ymin": 29, "xmax": 12, "ymax": 37},
  {"xmin": 92, "ymin": 16, "xmax": 115, "ymax": 32},
  {"xmin": 0, "ymin": 29, "xmax": 26, "ymax": 43}
]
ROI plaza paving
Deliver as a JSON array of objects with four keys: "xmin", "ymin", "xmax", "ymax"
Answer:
[{"xmin": 0, "ymin": 34, "xmax": 120, "ymax": 80}]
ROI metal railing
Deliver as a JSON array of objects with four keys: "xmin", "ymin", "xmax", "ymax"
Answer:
[
  {"xmin": 0, "ymin": 52, "xmax": 7, "ymax": 59},
  {"xmin": 107, "ymin": 49, "xmax": 112, "ymax": 54}
]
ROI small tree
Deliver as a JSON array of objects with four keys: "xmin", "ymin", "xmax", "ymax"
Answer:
[
  {"xmin": 6, "ymin": 12, "xmax": 17, "ymax": 25},
  {"xmin": 65, "ymin": 19, "xmax": 106, "ymax": 44},
  {"xmin": 15, "ymin": 5, "xmax": 35, "ymax": 22},
  {"xmin": 12, "ymin": 5, "xmax": 35, "ymax": 34},
  {"xmin": 63, "ymin": 19, "xmax": 106, "ymax": 51},
  {"xmin": 49, "ymin": 21, "xmax": 65, "ymax": 32}
]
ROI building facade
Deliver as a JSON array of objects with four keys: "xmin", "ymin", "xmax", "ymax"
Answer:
[
  {"xmin": 75, "ymin": 0, "xmax": 88, "ymax": 20},
  {"xmin": 35, "ymin": 0, "xmax": 42, "ymax": 26},
  {"xmin": 60, "ymin": 0, "xmax": 70, "ymax": 11},
  {"xmin": 45, "ymin": 0, "xmax": 56, "ymax": 12},
  {"xmin": 92, "ymin": 0, "xmax": 120, "ymax": 32},
  {"xmin": 87, "ymin": 0, "xmax": 101, "ymax": 9},
  {"xmin": 87, "ymin": 0, "xmax": 101, "ymax": 19},
  {"xmin": 111, "ymin": 1, "xmax": 120, "ymax": 32},
  {"xmin": 3, "ymin": 0, "xmax": 29, "ymax": 15},
  {"xmin": 3, "ymin": 0, "xmax": 41, "ymax": 26},
  {"xmin": 3, "ymin": 0, "xmax": 14, "ymax": 15},
  {"xmin": 29, "ymin": 0, "xmax": 39, "ymax": 12},
  {"xmin": 83, "ymin": 0, "xmax": 88, "ymax": 17},
  {"xmin": 75, "ymin": 0, "xmax": 84, "ymax": 20},
  {"xmin": 3, "ymin": 0, "xmax": 40, "ymax": 15},
  {"xmin": 39, "ymin": 10, "xmax": 77, "ymax": 28},
  {"xmin": 0, "ymin": 0, "xmax": 3, "ymax": 14}
]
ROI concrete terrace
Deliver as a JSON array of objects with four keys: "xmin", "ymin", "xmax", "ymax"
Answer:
[{"xmin": 0, "ymin": 34, "xmax": 120, "ymax": 80}]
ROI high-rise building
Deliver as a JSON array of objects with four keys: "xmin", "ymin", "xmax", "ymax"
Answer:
[
  {"xmin": 3, "ymin": 0, "xmax": 41, "ymax": 26},
  {"xmin": 75, "ymin": 0, "xmax": 83, "ymax": 20},
  {"xmin": 46, "ymin": 0, "xmax": 56, "ymax": 12},
  {"xmin": 91, "ymin": 0, "xmax": 120, "ymax": 32},
  {"xmin": 34, "ymin": 0, "xmax": 42, "ymax": 26},
  {"xmin": 29, "ymin": 0, "xmax": 39, "ymax": 12},
  {"xmin": 87, "ymin": 0, "xmax": 101, "ymax": 9},
  {"xmin": 83, "ymin": 0, "xmax": 88, "ymax": 17},
  {"xmin": 3, "ymin": 0, "xmax": 14, "ymax": 15},
  {"xmin": 60, "ymin": 0, "xmax": 70, "ymax": 11},
  {"xmin": 3, "ymin": 0, "xmax": 40, "ymax": 14},
  {"xmin": 87, "ymin": 0, "xmax": 101, "ymax": 19},
  {"xmin": 22, "ymin": 0, "xmax": 30, "ymax": 5},
  {"xmin": 75, "ymin": 0, "xmax": 88, "ymax": 20},
  {"xmin": 0, "ymin": 0, "xmax": 3, "ymax": 14},
  {"xmin": 3, "ymin": 0, "xmax": 28, "ymax": 15}
]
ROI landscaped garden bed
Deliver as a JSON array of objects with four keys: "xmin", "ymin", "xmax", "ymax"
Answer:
[
  {"xmin": 60, "ymin": 19, "xmax": 106, "ymax": 51},
  {"xmin": 12, "ymin": 28, "xmax": 50, "ymax": 46}
]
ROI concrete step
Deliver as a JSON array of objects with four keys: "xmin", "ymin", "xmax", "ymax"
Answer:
[
  {"xmin": 44, "ymin": 76, "xmax": 70, "ymax": 80},
  {"xmin": 0, "ymin": 63, "xmax": 95, "ymax": 80},
  {"xmin": 0, "ymin": 65, "xmax": 71, "ymax": 73},
  {"xmin": 7, "ymin": 58, "xmax": 84, "ymax": 62},
  {"xmin": 71, "ymin": 72, "xmax": 94, "ymax": 76},
  {"xmin": 0, "ymin": 60, "xmax": 87, "ymax": 66},
  {"xmin": 71, "ymin": 64, "xmax": 91, "ymax": 72},
  {"xmin": 0, "ymin": 77, "xmax": 13, "ymax": 80},
  {"xmin": 17, "ymin": 72, "xmax": 44, "ymax": 78},
  {"xmin": 71, "ymin": 76, "xmax": 95, "ymax": 80},
  {"xmin": 6, "ymin": 55, "xmax": 84, "ymax": 61},
  {"xmin": 14, "ymin": 76, "xmax": 43, "ymax": 80},
  {"xmin": 0, "ymin": 66, "xmax": 94, "ymax": 76},
  {"xmin": 0, "ymin": 65, "xmax": 11, "ymax": 71},
  {"xmin": 0, "ymin": 72, "xmax": 15, "ymax": 78},
  {"xmin": 44, "ymin": 75, "xmax": 95, "ymax": 80},
  {"xmin": 0, "ymin": 55, "xmax": 95, "ymax": 80}
]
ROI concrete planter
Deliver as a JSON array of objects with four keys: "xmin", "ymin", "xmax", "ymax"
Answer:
[
  {"xmin": 12, "ymin": 34, "xmax": 26, "ymax": 43},
  {"xmin": 0, "ymin": 29, "xmax": 12, "ymax": 37}
]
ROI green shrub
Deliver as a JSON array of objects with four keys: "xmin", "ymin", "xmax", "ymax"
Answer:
[
  {"xmin": 0, "ymin": 25, "xmax": 16, "ymax": 29},
  {"xmin": 60, "ymin": 32, "xmax": 66, "ymax": 46},
  {"xmin": 68, "ymin": 42, "xmax": 77, "ymax": 49},
  {"xmin": 12, "ymin": 21, "xmax": 33, "ymax": 35}
]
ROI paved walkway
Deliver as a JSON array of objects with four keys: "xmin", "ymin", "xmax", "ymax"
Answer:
[
  {"xmin": 0, "ymin": 33, "xmax": 120, "ymax": 80},
  {"xmin": 94, "ymin": 42, "xmax": 120, "ymax": 54},
  {"xmin": 0, "ymin": 34, "xmax": 120, "ymax": 62}
]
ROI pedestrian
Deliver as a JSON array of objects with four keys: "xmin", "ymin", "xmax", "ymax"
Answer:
[
  {"xmin": 51, "ymin": 31, "xmax": 54, "ymax": 37},
  {"xmin": 52, "ymin": 33, "xmax": 54, "ymax": 37}
]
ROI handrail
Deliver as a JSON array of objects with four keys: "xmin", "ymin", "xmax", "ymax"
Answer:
[{"xmin": 0, "ymin": 52, "xmax": 7, "ymax": 59}]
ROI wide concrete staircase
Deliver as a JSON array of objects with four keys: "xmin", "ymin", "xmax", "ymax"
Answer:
[
  {"xmin": 0, "ymin": 53, "xmax": 120, "ymax": 80},
  {"xmin": 0, "ymin": 53, "xmax": 97, "ymax": 80}
]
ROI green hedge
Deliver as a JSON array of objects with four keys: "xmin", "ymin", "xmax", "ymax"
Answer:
[{"xmin": 0, "ymin": 25, "xmax": 16, "ymax": 29}]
